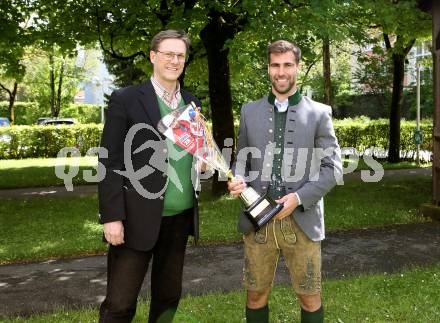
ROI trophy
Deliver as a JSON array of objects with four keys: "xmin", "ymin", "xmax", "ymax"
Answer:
[{"xmin": 157, "ymin": 102, "xmax": 283, "ymax": 230}]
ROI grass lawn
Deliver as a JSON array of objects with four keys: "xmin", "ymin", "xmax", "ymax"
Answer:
[
  {"xmin": 0, "ymin": 157, "xmax": 98, "ymax": 189},
  {"xmin": 0, "ymin": 175, "xmax": 431, "ymax": 264},
  {"xmin": 3, "ymin": 265, "xmax": 439, "ymax": 322},
  {"xmin": 0, "ymin": 157, "xmax": 431, "ymax": 189},
  {"xmin": 344, "ymin": 157, "xmax": 431, "ymax": 172},
  {"xmin": 0, "ymin": 195, "xmax": 103, "ymax": 264},
  {"xmin": 324, "ymin": 175, "xmax": 431, "ymax": 230},
  {"xmin": 200, "ymin": 174, "xmax": 432, "ymax": 243}
]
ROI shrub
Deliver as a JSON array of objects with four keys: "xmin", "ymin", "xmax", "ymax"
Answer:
[
  {"xmin": 333, "ymin": 118, "xmax": 433, "ymax": 154},
  {"xmin": 0, "ymin": 119, "xmax": 434, "ymax": 160},
  {"xmin": 0, "ymin": 124, "xmax": 103, "ymax": 159}
]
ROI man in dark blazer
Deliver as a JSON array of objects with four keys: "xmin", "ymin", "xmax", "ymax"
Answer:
[{"xmin": 98, "ymin": 30, "xmax": 201, "ymax": 323}]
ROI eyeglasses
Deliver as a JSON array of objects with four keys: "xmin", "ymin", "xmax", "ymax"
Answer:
[{"xmin": 156, "ymin": 51, "xmax": 187, "ymax": 63}]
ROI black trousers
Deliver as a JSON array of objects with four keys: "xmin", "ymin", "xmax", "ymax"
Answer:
[{"xmin": 99, "ymin": 209, "xmax": 192, "ymax": 323}]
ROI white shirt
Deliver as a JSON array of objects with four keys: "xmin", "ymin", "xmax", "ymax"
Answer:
[{"xmin": 274, "ymin": 97, "xmax": 289, "ymax": 113}]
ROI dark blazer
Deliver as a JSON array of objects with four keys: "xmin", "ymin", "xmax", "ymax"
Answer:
[{"xmin": 98, "ymin": 79, "xmax": 201, "ymax": 251}]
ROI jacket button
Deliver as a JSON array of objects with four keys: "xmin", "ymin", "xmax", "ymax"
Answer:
[
  {"xmin": 262, "ymin": 186, "xmax": 266, "ymax": 190},
  {"xmin": 269, "ymin": 129, "xmax": 273, "ymax": 133},
  {"xmin": 159, "ymin": 196, "xmax": 164, "ymax": 200},
  {"xmin": 162, "ymin": 173, "xmax": 167, "ymax": 177}
]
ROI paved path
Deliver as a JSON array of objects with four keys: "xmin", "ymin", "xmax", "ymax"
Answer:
[
  {"xmin": 1, "ymin": 222, "xmax": 440, "ymax": 317},
  {"xmin": 0, "ymin": 167, "xmax": 432, "ymax": 198}
]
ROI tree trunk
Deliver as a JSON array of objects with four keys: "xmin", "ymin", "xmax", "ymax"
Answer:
[
  {"xmin": 0, "ymin": 82, "xmax": 18, "ymax": 125},
  {"xmin": 200, "ymin": 11, "xmax": 237, "ymax": 196},
  {"xmin": 49, "ymin": 53, "xmax": 56, "ymax": 117},
  {"xmin": 322, "ymin": 37, "xmax": 332, "ymax": 107},
  {"xmin": 55, "ymin": 61, "xmax": 65, "ymax": 117},
  {"xmin": 387, "ymin": 53, "xmax": 405, "ymax": 163},
  {"xmin": 8, "ymin": 82, "xmax": 18, "ymax": 125},
  {"xmin": 384, "ymin": 33, "xmax": 415, "ymax": 163}
]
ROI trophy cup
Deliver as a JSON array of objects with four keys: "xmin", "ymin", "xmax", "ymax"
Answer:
[{"xmin": 157, "ymin": 102, "xmax": 283, "ymax": 230}]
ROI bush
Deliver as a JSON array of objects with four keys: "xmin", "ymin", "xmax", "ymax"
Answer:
[
  {"xmin": 0, "ymin": 119, "xmax": 434, "ymax": 160},
  {"xmin": 0, "ymin": 101, "xmax": 102, "ymax": 125},
  {"xmin": 333, "ymin": 118, "xmax": 433, "ymax": 154},
  {"xmin": 0, "ymin": 124, "xmax": 103, "ymax": 159}
]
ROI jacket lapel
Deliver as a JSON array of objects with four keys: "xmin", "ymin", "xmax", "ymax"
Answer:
[
  {"xmin": 181, "ymin": 90, "xmax": 195, "ymax": 106},
  {"xmin": 138, "ymin": 79, "xmax": 161, "ymax": 129}
]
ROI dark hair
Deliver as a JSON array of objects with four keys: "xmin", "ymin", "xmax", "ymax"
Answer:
[
  {"xmin": 267, "ymin": 40, "xmax": 301, "ymax": 64},
  {"xmin": 150, "ymin": 30, "xmax": 191, "ymax": 52}
]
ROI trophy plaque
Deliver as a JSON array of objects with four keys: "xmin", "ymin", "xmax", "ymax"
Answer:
[{"xmin": 157, "ymin": 102, "xmax": 283, "ymax": 230}]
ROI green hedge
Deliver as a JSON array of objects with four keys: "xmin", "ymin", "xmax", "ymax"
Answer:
[
  {"xmin": 0, "ymin": 124, "xmax": 102, "ymax": 159},
  {"xmin": 0, "ymin": 119, "xmax": 434, "ymax": 159},
  {"xmin": 0, "ymin": 101, "xmax": 102, "ymax": 125},
  {"xmin": 333, "ymin": 118, "xmax": 433, "ymax": 154}
]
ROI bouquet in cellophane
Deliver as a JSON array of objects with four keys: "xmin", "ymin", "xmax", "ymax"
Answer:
[
  {"xmin": 157, "ymin": 101, "xmax": 283, "ymax": 231},
  {"xmin": 157, "ymin": 102, "xmax": 233, "ymax": 179}
]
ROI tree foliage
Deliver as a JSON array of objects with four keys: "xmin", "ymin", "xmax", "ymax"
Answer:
[
  {"xmin": 0, "ymin": 0, "xmax": 435, "ymax": 168},
  {"xmin": 357, "ymin": 0, "xmax": 431, "ymax": 162},
  {"xmin": 353, "ymin": 45, "xmax": 393, "ymax": 110},
  {"xmin": 21, "ymin": 47, "xmax": 85, "ymax": 117},
  {"xmin": 0, "ymin": 0, "xmax": 32, "ymax": 123}
]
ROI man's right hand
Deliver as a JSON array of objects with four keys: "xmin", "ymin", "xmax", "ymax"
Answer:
[
  {"xmin": 103, "ymin": 221, "xmax": 125, "ymax": 246},
  {"xmin": 227, "ymin": 177, "xmax": 246, "ymax": 197}
]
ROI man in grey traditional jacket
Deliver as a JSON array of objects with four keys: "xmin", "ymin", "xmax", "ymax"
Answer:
[{"xmin": 228, "ymin": 40, "xmax": 342, "ymax": 323}]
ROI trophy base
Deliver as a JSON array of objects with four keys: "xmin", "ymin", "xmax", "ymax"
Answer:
[{"xmin": 244, "ymin": 194, "xmax": 284, "ymax": 231}]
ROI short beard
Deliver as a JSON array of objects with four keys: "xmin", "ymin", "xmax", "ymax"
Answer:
[{"xmin": 272, "ymin": 80, "xmax": 295, "ymax": 95}]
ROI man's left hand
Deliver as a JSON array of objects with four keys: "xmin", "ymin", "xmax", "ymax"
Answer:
[{"xmin": 275, "ymin": 193, "xmax": 299, "ymax": 220}]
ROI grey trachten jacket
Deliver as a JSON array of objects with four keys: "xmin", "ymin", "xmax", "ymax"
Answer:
[{"xmin": 234, "ymin": 95, "xmax": 342, "ymax": 241}]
